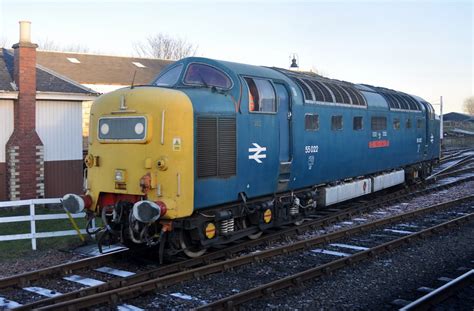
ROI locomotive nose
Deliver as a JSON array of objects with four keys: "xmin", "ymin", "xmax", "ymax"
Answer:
[{"xmin": 83, "ymin": 86, "xmax": 195, "ymax": 219}]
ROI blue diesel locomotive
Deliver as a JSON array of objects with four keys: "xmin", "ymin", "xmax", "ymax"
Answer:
[{"xmin": 63, "ymin": 57, "xmax": 440, "ymax": 258}]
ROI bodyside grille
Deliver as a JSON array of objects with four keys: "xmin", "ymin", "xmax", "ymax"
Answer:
[{"xmin": 197, "ymin": 116, "xmax": 236, "ymax": 178}]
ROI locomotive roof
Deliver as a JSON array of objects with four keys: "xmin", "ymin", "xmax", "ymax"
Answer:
[
  {"xmin": 184, "ymin": 57, "xmax": 289, "ymax": 81},
  {"xmin": 169, "ymin": 57, "xmax": 431, "ymax": 112}
]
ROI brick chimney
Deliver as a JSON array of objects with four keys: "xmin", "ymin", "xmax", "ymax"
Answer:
[{"xmin": 6, "ymin": 21, "xmax": 44, "ymax": 200}]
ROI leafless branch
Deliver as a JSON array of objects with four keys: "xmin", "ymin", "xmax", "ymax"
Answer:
[
  {"xmin": 37, "ymin": 37, "xmax": 90, "ymax": 53},
  {"xmin": 463, "ymin": 96, "xmax": 474, "ymax": 115},
  {"xmin": 133, "ymin": 33, "xmax": 198, "ymax": 60}
]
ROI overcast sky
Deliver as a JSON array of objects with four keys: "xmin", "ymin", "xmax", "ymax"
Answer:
[{"xmin": 0, "ymin": 0, "xmax": 472, "ymax": 113}]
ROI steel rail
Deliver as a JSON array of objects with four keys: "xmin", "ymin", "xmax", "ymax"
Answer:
[
  {"xmin": 439, "ymin": 148, "xmax": 473, "ymax": 163},
  {"xmin": 435, "ymin": 166, "xmax": 474, "ymax": 179},
  {"xmin": 1, "ymin": 159, "xmax": 469, "ymax": 292},
  {"xmin": 428, "ymin": 155, "xmax": 474, "ymax": 180},
  {"xmin": 34, "ymin": 196, "xmax": 474, "ymax": 310},
  {"xmin": 400, "ymin": 270, "xmax": 474, "ymax": 311},
  {"xmin": 199, "ymin": 208, "xmax": 474, "ymax": 309},
  {"xmin": 12, "ymin": 177, "xmax": 474, "ymax": 310},
  {"xmin": 0, "ymin": 248, "xmax": 128, "ymax": 289}
]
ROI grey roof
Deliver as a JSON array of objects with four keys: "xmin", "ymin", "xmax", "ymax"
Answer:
[
  {"xmin": 1, "ymin": 48, "xmax": 95, "ymax": 94},
  {"xmin": 0, "ymin": 50, "xmax": 14, "ymax": 91},
  {"xmin": 36, "ymin": 50, "xmax": 172, "ymax": 85},
  {"xmin": 443, "ymin": 112, "xmax": 474, "ymax": 122}
]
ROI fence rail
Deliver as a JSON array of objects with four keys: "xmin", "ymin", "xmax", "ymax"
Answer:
[{"xmin": 0, "ymin": 198, "xmax": 93, "ymax": 250}]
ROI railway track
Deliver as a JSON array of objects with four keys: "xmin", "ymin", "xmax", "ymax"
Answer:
[
  {"xmin": 198, "ymin": 197, "xmax": 474, "ymax": 310},
  {"xmin": 5, "ymin": 181, "xmax": 472, "ymax": 310},
  {"xmin": 397, "ymin": 266, "xmax": 474, "ymax": 310},
  {"xmin": 0, "ymin": 158, "xmax": 472, "ymax": 310},
  {"xmin": 32, "ymin": 196, "xmax": 474, "ymax": 310}
]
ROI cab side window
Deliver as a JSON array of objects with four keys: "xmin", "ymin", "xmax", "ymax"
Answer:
[
  {"xmin": 184, "ymin": 63, "xmax": 232, "ymax": 89},
  {"xmin": 245, "ymin": 77, "xmax": 276, "ymax": 113},
  {"xmin": 154, "ymin": 64, "xmax": 183, "ymax": 86}
]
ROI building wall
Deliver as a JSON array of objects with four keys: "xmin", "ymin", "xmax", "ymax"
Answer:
[
  {"xmin": 36, "ymin": 100, "xmax": 83, "ymax": 197},
  {"xmin": 0, "ymin": 100, "xmax": 14, "ymax": 201},
  {"xmin": 82, "ymin": 100, "xmax": 93, "ymax": 150}
]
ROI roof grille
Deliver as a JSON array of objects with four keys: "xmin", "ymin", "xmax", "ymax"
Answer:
[
  {"xmin": 283, "ymin": 69, "xmax": 366, "ymax": 107},
  {"xmin": 370, "ymin": 86, "xmax": 422, "ymax": 111}
]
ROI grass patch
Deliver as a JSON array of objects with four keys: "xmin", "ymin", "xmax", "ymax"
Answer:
[{"xmin": 0, "ymin": 204, "xmax": 103, "ymax": 260}]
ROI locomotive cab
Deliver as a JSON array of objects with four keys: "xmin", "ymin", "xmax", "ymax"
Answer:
[{"xmin": 64, "ymin": 85, "xmax": 195, "ymax": 250}]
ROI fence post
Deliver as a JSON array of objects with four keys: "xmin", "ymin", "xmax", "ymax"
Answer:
[{"xmin": 29, "ymin": 201, "xmax": 37, "ymax": 250}]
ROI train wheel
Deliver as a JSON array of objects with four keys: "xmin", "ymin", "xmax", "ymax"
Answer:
[
  {"xmin": 179, "ymin": 230, "xmax": 207, "ymax": 258},
  {"xmin": 294, "ymin": 219, "xmax": 304, "ymax": 226},
  {"xmin": 242, "ymin": 218, "xmax": 263, "ymax": 240}
]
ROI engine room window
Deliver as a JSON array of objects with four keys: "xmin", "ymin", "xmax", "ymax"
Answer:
[
  {"xmin": 393, "ymin": 118, "xmax": 401, "ymax": 130},
  {"xmin": 417, "ymin": 118, "xmax": 424, "ymax": 129},
  {"xmin": 305, "ymin": 114, "xmax": 319, "ymax": 131},
  {"xmin": 406, "ymin": 118, "xmax": 412, "ymax": 129},
  {"xmin": 353, "ymin": 116, "xmax": 363, "ymax": 131},
  {"xmin": 331, "ymin": 115, "xmax": 343, "ymax": 131},
  {"xmin": 371, "ymin": 116, "xmax": 387, "ymax": 131},
  {"xmin": 184, "ymin": 63, "xmax": 232, "ymax": 89},
  {"xmin": 245, "ymin": 77, "xmax": 276, "ymax": 113},
  {"xmin": 154, "ymin": 64, "xmax": 183, "ymax": 86}
]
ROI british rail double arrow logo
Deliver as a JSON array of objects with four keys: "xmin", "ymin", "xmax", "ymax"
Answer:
[{"xmin": 249, "ymin": 143, "xmax": 267, "ymax": 163}]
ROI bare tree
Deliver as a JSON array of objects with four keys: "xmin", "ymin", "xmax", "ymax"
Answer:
[
  {"xmin": 0, "ymin": 37, "xmax": 8, "ymax": 48},
  {"xmin": 38, "ymin": 38, "xmax": 90, "ymax": 53},
  {"xmin": 463, "ymin": 96, "xmax": 474, "ymax": 115},
  {"xmin": 134, "ymin": 33, "xmax": 197, "ymax": 60}
]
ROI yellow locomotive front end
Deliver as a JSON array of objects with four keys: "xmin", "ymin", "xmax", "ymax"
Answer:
[{"xmin": 63, "ymin": 86, "xmax": 194, "ymax": 248}]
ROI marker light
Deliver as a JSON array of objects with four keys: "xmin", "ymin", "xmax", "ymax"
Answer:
[{"xmin": 114, "ymin": 169, "xmax": 126, "ymax": 182}]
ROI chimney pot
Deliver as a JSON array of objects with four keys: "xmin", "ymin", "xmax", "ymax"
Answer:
[{"xmin": 19, "ymin": 21, "xmax": 32, "ymax": 43}]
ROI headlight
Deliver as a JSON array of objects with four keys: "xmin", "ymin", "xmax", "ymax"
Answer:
[
  {"xmin": 100, "ymin": 123, "xmax": 110, "ymax": 135},
  {"xmin": 114, "ymin": 169, "xmax": 126, "ymax": 182},
  {"xmin": 134, "ymin": 122, "xmax": 144, "ymax": 135}
]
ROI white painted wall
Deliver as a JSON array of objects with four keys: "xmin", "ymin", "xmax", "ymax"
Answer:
[
  {"xmin": 36, "ymin": 100, "xmax": 83, "ymax": 161},
  {"xmin": 0, "ymin": 100, "xmax": 14, "ymax": 162}
]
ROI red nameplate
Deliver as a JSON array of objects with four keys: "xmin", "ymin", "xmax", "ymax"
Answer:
[{"xmin": 369, "ymin": 140, "xmax": 390, "ymax": 148}]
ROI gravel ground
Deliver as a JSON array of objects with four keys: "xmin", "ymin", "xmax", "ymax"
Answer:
[
  {"xmin": 0, "ymin": 175, "xmax": 472, "ymax": 310},
  {"xmin": 434, "ymin": 280, "xmax": 474, "ymax": 310},
  {"xmin": 122, "ymin": 199, "xmax": 474, "ymax": 310},
  {"xmin": 244, "ymin": 221, "xmax": 474, "ymax": 310},
  {"xmin": 0, "ymin": 249, "xmax": 84, "ymax": 278}
]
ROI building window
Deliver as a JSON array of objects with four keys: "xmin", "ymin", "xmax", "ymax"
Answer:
[
  {"xmin": 353, "ymin": 116, "xmax": 363, "ymax": 131},
  {"xmin": 67, "ymin": 57, "xmax": 80, "ymax": 64},
  {"xmin": 305, "ymin": 114, "xmax": 319, "ymax": 131},
  {"xmin": 371, "ymin": 116, "xmax": 387, "ymax": 131},
  {"xmin": 393, "ymin": 118, "xmax": 401, "ymax": 130},
  {"xmin": 154, "ymin": 64, "xmax": 183, "ymax": 87},
  {"xmin": 184, "ymin": 63, "xmax": 232, "ymax": 89},
  {"xmin": 331, "ymin": 115, "xmax": 343, "ymax": 131},
  {"xmin": 132, "ymin": 62, "xmax": 146, "ymax": 68},
  {"xmin": 417, "ymin": 118, "xmax": 424, "ymax": 129},
  {"xmin": 245, "ymin": 77, "xmax": 276, "ymax": 113},
  {"xmin": 406, "ymin": 118, "xmax": 412, "ymax": 129}
]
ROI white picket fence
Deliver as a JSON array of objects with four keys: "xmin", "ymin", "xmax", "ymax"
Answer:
[{"xmin": 0, "ymin": 198, "xmax": 93, "ymax": 250}]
